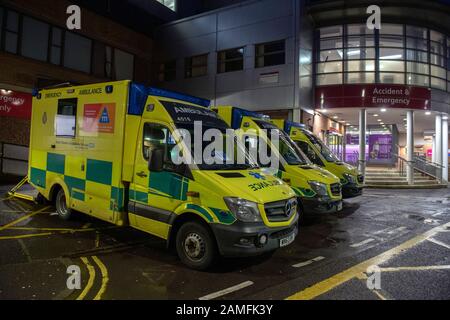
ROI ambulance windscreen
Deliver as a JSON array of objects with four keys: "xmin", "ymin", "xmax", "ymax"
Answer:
[{"xmin": 160, "ymin": 101, "xmax": 258, "ymax": 171}]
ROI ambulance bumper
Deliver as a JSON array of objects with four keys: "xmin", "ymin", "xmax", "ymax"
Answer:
[{"xmin": 210, "ymin": 214, "xmax": 299, "ymax": 257}]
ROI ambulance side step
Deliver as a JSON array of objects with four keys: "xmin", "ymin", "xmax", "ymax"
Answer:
[{"xmin": 7, "ymin": 176, "xmax": 37, "ymax": 202}]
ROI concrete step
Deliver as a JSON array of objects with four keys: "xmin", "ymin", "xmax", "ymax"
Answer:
[
  {"xmin": 365, "ymin": 183, "xmax": 447, "ymax": 189},
  {"xmin": 365, "ymin": 177, "xmax": 433, "ymax": 181},
  {"xmin": 365, "ymin": 174, "xmax": 427, "ymax": 178},
  {"xmin": 364, "ymin": 180, "xmax": 440, "ymax": 186}
]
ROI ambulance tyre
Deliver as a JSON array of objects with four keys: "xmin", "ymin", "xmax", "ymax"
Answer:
[
  {"xmin": 176, "ymin": 221, "xmax": 217, "ymax": 270},
  {"xmin": 55, "ymin": 189, "xmax": 73, "ymax": 221}
]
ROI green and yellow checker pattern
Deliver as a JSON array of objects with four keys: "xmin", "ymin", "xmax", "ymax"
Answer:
[
  {"xmin": 275, "ymin": 170, "xmax": 317, "ymax": 198},
  {"xmin": 30, "ymin": 151, "xmax": 125, "ymax": 214},
  {"xmin": 129, "ymin": 171, "xmax": 236, "ymax": 225}
]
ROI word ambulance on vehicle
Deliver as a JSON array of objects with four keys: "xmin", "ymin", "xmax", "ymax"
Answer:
[
  {"xmin": 213, "ymin": 106, "xmax": 343, "ymax": 215},
  {"xmin": 28, "ymin": 81, "xmax": 299, "ymax": 270},
  {"xmin": 271, "ymin": 120, "xmax": 364, "ymax": 198}
]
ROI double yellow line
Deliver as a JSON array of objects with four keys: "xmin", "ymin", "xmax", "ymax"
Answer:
[
  {"xmin": 0, "ymin": 206, "xmax": 109, "ymax": 300},
  {"xmin": 0, "ymin": 206, "xmax": 51, "ymax": 232},
  {"xmin": 77, "ymin": 256, "xmax": 109, "ymax": 300}
]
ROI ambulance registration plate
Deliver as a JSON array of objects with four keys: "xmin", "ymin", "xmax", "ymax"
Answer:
[{"xmin": 280, "ymin": 232, "xmax": 295, "ymax": 247}]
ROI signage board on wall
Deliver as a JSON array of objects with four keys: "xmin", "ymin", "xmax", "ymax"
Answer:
[
  {"xmin": 0, "ymin": 89, "xmax": 32, "ymax": 119},
  {"xmin": 316, "ymin": 84, "xmax": 431, "ymax": 110}
]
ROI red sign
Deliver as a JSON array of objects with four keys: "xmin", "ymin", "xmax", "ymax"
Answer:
[
  {"xmin": 0, "ymin": 89, "xmax": 32, "ymax": 119},
  {"xmin": 316, "ymin": 84, "xmax": 431, "ymax": 110},
  {"xmin": 83, "ymin": 103, "xmax": 116, "ymax": 133}
]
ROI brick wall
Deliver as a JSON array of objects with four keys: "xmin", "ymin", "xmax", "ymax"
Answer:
[
  {"xmin": 1, "ymin": 0, "xmax": 154, "ymax": 88},
  {"xmin": 0, "ymin": 1, "xmax": 155, "ymax": 146}
]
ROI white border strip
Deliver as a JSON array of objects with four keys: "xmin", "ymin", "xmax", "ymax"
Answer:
[{"xmin": 198, "ymin": 281, "xmax": 254, "ymax": 300}]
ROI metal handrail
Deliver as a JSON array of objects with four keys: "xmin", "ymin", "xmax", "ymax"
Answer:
[
  {"xmin": 390, "ymin": 150, "xmax": 443, "ymax": 182},
  {"xmin": 414, "ymin": 155, "xmax": 445, "ymax": 169}
]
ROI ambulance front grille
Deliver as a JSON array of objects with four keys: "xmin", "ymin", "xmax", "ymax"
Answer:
[
  {"xmin": 330, "ymin": 183, "xmax": 342, "ymax": 196},
  {"xmin": 264, "ymin": 198, "xmax": 297, "ymax": 222}
]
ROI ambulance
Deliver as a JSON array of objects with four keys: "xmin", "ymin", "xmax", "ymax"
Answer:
[
  {"xmin": 271, "ymin": 120, "xmax": 364, "ymax": 198},
  {"xmin": 28, "ymin": 81, "xmax": 299, "ymax": 270},
  {"xmin": 213, "ymin": 106, "xmax": 343, "ymax": 216}
]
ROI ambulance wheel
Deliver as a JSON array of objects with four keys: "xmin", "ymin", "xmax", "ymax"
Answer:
[
  {"xmin": 176, "ymin": 221, "xmax": 217, "ymax": 270},
  {"xmin": 55, "ymin": 189, "xmax": 72, "ymax": 221},
  {"xmin": 36, "ymin": 193, "xmax": 48, "ymax": 205}
]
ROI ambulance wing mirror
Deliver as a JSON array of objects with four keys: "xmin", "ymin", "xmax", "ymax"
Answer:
[{"xmin": 149, "ymin": 148, "xmax": 164, "ymax": 172}]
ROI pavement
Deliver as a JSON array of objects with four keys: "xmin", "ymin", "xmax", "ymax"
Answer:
[{"xmin": 0, "ymin": 178, "xmax": 449, "ymax": 300}]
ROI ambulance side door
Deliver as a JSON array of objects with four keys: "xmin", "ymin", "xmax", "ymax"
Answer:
[{"xmin": 129, "ymin": 121, "xmax": 189, "ymax": 239}]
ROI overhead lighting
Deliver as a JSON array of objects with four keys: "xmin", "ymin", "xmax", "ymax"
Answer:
[
  {"xmin": 320, "ymin": 109, "xmax": 328, "ymax": 113},
  {"xmin": 347, "ymin": 50, "xmax": 361, "ymax": 56},
  {"xmin": 380, "ymin": 54, "xmax": 402, "ymax": 60},
  {"xmin": 380, "ymin": 122, "xmax": 385, "ymax": 125},
  {"xmin": 333, "ymin": 116, "xmax": 338, "ymax": 119},
  {"xmin": 380, "ymin": 108, "xmax": 387, "ymax": 112},
  {"xmin": 373, "ymin": 114, "xmax": 379, "ymax": 117},
  {"xmin": 443, "ymin": 115, "xmax": 449, "ymax": 120},
  {"xmin": 425, "ymin": 111, "xmax": 431, "ymax": 115},
  {"xmin": 377, "ymin": 119, "xmax": 382, "ymax": 122}
]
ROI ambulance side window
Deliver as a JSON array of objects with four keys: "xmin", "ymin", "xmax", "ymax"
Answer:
[
  {"xmin": 56, "ymin": 98, "xmax": 77, "ymax": 137},
  {"xmin": 143, "ymin": 123, "xmax": 177, "ymax": 166},
  {"xmin": 297, "ymin": 141, "xmax": 324, "ymax": 166}
]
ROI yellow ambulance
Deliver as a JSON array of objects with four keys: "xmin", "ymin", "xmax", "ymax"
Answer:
[
  {"xmin": 213, "ymin": 106, "xmax": 343, "ymax": 216},
  {"xmin": 28, "ymin": 81, "xmax": 299, "ymax": 270},
  {"xmin": 271, "ymin": 120, "xmax": 364, "ymax": 198}
]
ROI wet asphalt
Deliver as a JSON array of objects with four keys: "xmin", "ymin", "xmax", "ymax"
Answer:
[{"xmin": 0, "ymin": 178, "xmax": 449, "ymax": 300}]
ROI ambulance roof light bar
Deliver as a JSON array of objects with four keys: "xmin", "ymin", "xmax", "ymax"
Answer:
[
  {"xmin": 230, "ymin": 107, "xmax": 270, "ymax": 129},
  {"xmin": 284, "ymin": 120, "xmax": 307, "ymax": 133},
  {"xmin": 128, "ymin": 83, "xmax": 211, "ymax": 115}
]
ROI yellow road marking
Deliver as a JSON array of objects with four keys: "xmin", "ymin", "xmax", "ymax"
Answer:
[
  {"xmin": 0, "ymin": 232, "xmax": 52, "ymax": 240},
  {"xmin": 92, "ymin": 256, "xmax": 109, "ymax": 300},
  {"xmin": 6, "ymin": 226, "xmax": 118, "ymax": 233},
  {"xmin": 77, "ymin": 257, "xmax": 96, "ymax": 300},
  {"xmin": 373, "ymin": 290, "xmax": 387, "ymax": 300},
  {"xmin": 287, "ymin": 222, "xmax": 450, "ymax": 300},
  {"xmin": 379, "ymin": 265, "xmax": 450, "ymax": 272},
  {"xmin": 0, "ymin": 206, "xmax": 51, "ymax": 232},
  {"xmin": 8, "ymin": 227, "xmax": 80, "ymax": 232}
]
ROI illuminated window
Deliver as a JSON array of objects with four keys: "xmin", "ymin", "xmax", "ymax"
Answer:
[
  {"xmin": 157, "ymin": 0, "xmax": 176, "ymax": 11},
  {"xmin": 255, "ymin": 40, "xmax": 285, "ymax": 68},
  {"xmin": 316, "ymin": 23, "xmax": 450, "ymax": 91},
  {"xmin": 56, "ymin": 99, "xmax": 77, "ymax": 138},
  {"xmin": 218, "ymin": 47, "xmax": 244, "ymax": 73},
  {"xmin": 185, "ymin": 54, "xmax": 208, "ymax": 78}
]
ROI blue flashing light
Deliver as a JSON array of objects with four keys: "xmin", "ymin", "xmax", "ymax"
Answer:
[
  {"xmin": 230, "ymin": 107, "xmax": 269, "ymax": 129},
  {"xmin": 128, "ymin": 83, "xmax": 149, "ymax": 115},
  {"xmin": 128, "ymin": 83, "xmax": 211, "ymax": 116},
  {"xmin": 147, "ymin": 87, "xmax": 210, "ymax": 107},
  {"xmin": 32, "ymin": 88, "xmax": 40, "ymax": 97},
  {"xmin": 285, "ymin": 120, "xmax": 307, "ymax": 133}
]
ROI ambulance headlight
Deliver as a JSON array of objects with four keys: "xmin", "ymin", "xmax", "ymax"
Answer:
[
  {"xmin": 343, "ymin": 173, "xmax": 356, "ymax": 184},
  {"xmin": 308, "ymin": 181, "xmax": 328, "ymax": 196},
  {"xmin": 224, "ymin": 197, "xmax": 262, "ymax": 222}
]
